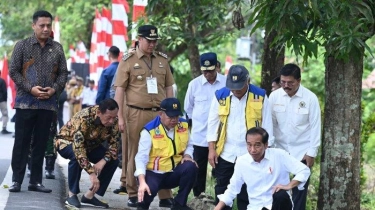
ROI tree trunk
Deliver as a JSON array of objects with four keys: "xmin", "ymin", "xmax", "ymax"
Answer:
[
  {"xmin": 317, "ymin": 52, "xmax": 363, "ymax": 210},
  {"xmin": 260, "ymin": 29, "xmax": 285, "ymax": 95},
  {"xmin": 187, "ymin": 44, "xmax": 201, "ymax": 79}
]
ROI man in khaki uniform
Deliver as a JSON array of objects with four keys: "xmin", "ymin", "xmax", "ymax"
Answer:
[{"xmin": 114, "ymin": 25, "xmax": 175, "ymax": 208}]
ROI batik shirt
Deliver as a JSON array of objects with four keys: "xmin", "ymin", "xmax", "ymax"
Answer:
[
  {"xmin": 55, "ymin": 105, "xmax": 120, "ymax": 174},
  {"xmin": 9, "ymin": 34, "xmax": 68, "ymax": 112}
]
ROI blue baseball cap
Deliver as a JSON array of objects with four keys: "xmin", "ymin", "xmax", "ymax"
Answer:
[
  {"xmin": 226, "ymin": 65, "xmax": 249, "ymax": 90},
  {"xmin": 200, "ymin": 52, "xmax": 217, "ymax": 71},
  {"xmin": 160, "ymin": 98, "xmax": 183, "ymax": 117}
]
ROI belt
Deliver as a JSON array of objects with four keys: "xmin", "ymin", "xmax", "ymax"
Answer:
[{"xmin": 127, "ymin": 104, "xmax": 160, "ymax": 111}]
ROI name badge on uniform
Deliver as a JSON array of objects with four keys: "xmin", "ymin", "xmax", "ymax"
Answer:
[{"xmin": 146, "ymin": 77, "xmax": 158, "ymax": 94}]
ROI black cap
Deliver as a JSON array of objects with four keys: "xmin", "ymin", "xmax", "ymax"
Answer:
[
  {"xmin": 226, "ymin": 65, "xmax": 249, "ymax": 90},
  {"xmin": 160, "ymin": 98, "xmax": 183, "ymax": 117},
  {"xmin": 138, "ymin": 25, "xmax": 161, "ymax": 40},
  {"xmin": 200, "ymin": 52, "xmax": 217, "ymax": 71}
]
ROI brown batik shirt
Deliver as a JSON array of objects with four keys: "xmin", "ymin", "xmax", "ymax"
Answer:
[
  {"xmin": 9, "ymin": 34, "xmax": 68, "ymax": 112},
  {"xmin": 55, "ymin": 105, "xmax": 120, "ymax": 174}
]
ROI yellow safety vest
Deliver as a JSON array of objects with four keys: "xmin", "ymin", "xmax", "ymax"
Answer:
[
  {"xmin": 215, "ymin": 84, "xmax": 265, "ymax": 156},
  {"xmin": 145, "ymin": 116, "xmax": 189, "ymax": 172}
]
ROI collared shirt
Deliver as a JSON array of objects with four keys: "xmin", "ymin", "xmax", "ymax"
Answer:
[
  {"xmin": 114, "ymin": 48, "xmax": 175, "ymax": 108},
  {"xmin": 207, "ymin": 90, "xmax": 274, "ymax": 163},
  {"xmin": 134, "ymin": 126, "xmax": 194, "ymax": 177},
  {"xmin": 109, "ymin": 71, "xmax": 117, "ymax": 99},
  {"xmin": 218, "ymin": 148, "xmax": 310, "ymax": 210},
  {"xmin": 81, "ymin": 87, "xmax": 97, "ymax": 106},
  {"xmin": 269, "ymin": 85, "xmax": 321, "ymax": 161},
  {"xmin": 9, "ymin": 34, "xmax": 68, "ymax": 111},
  {"xmin": 55, "ymin": 105, "xmax": 119, "ymax": 174},
  {"xmin": 184, "ymin": 74, "xmax": 226, "ymax": 147},
  {"xmin": 96, "ymin": 61, "xmax": 119, "ymax": 104}
]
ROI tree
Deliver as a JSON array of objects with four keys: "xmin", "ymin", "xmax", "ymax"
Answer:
[
  {"xmin": 146, "ymin": 0, "xmax": 240, "ymax": 78},
  {"xmin": 247, "ymin": 0, "xmax": 375, "ymax": 209}
]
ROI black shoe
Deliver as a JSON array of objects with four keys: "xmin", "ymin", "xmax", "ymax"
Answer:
[
  {"xmin": 159, "ymin": 198, "xmax": 174, "ymax": 208},
  {"xmin": 113, "ymin": 186, "xmax": 127, "ymax": 194},
  {"xmin": 127, "ymin": 196, "xmax": 138, "ymax": 207},
  {"xmin": 45, "ymin": 170, "xmax": 55, "ymax": 179},
  {"xmin": 65, "ymin": 195, "xmax": 81, "ymax": 208},
  {"xmin": 171, "ymin": 202, "xmax": 192, "ymax": 210},
  {"xmin": 28, "ymin": 183, "xmax": 52, "ymax": 193},
  {"xmin": 8, "ymin": 182, "xmax": 21, "ymax": 192},
  {"xmin": 1, "ymin": 129, "xmax": 11, "ymax": 134},
  {"xmin": 81, "ymin": 195, "xmax": 109, "ymax": 208}
]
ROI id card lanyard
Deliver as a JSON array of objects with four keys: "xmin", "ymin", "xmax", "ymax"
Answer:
[{"xmin": 143, "ymin": 57, "xmax": 158, "ymax": 94}]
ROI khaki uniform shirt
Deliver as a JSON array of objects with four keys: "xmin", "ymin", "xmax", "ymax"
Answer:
[{"xmin": 114, "ymin": 48, "xmax": 175, "ymax": 108}]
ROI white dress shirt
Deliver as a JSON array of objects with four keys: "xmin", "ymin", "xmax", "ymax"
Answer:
[
  {"xmin": 206, "ymin": 89, "xmax": 274, "ymax": 163},
  {"xmin": 134, "ymin": 125, "xmax": 194, "ymax": 177},
  {"xmin": 218, "ymin": 148, "xmax": 311, "ymax": 210},
  {"xmin": 269, "ymin": 85, "xmax": 321, "ymax": 161},
  {"xmin": 184, "ymin": 74, "xmax": 226, "ymax": 147},
  {"xmin": 81, "ymin": 87, "xmax": 97, "ymax": 106}
]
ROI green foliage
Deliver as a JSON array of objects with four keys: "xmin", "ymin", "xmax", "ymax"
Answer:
[
  {"xmin": 361, "ymin": 193, "xmax": 375, "ymax": 210},
  {"xmin": 56, "ymin": 0, "xmax": 110, "ymax": 51},
  {"xmin": 247, "ymin": 0, "xmax": 375, "ymax": 62},
  {"xmin": 363, "ymin": 112, "xmax": 375, "ymax": 163}
]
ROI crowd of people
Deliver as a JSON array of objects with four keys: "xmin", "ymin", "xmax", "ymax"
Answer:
[{"xmin": 4, "ymin": 9, "xmax": 322, "ymax": 210}]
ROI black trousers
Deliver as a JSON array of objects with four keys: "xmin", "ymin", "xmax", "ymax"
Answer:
[
  {"xmin": 215, "ymin": 157, "xmax": 249, "ymax": 210},
  {"xmin": 261, "ymin": 190, "xmax": 293, "ymax": 210},
  {"xmin": 57, "ymin": 102, "xmax": 64, "ymax": 129},
  {"xmin": 11, "ymin": 109, "xmax": 54, "ymax": 184},
  {"xmin": 193, "ymin": 145, "xmax": 209, "ymax": 197},
  {"xmin": 292, "ymin": 160, "xmax": 310, "ymax": 210}
]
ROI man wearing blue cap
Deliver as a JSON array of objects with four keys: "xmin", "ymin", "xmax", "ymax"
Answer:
[
  {"xmin": 184, "ymin": 52, "xmax": 226, "ymax": 198},
  {"xmin": 207, "ymin": 65, "xmax": 274, "ymax": 209},
  {"xmin": 114, "ymin": 24, "xmax": 175, "ymax": 207},
  {"xmin": 135, "ymin": 98, "xmax": 198, "ymax": 210}
]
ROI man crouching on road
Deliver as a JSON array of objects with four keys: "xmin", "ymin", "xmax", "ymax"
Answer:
[
  {"xmin": 136, "ymin": 98, "xmax": 198, "ymax": 210},
  {"xmin": 55, "ymin": 98, "xmax": 120, "ymax": 208}
]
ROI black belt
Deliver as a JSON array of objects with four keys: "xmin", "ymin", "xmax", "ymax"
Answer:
[{"xmin": 127, "ymin": 104, "xmax": 160, "ymax": 111}]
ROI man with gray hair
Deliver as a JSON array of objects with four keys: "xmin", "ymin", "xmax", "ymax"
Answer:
[{"xmin": 207, "ymin": 65, "xmax": 274, "ymax": 209}]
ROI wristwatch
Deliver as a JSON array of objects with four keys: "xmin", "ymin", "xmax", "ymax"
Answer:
[{"xmin": 103, "ymin": 156, "xmax": 111, "ymax": 163}]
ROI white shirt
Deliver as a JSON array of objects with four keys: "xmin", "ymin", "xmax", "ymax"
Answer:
[
  {"xmin": 206, "ymin": 89, "xmax": 274, "ymax": 163},
  {"xmin": 184, "ymin": 74, "xmax": 226, "ymax": 147},
  {"xmin": 218, "ymin": 148, "xmax": 310, "ymax": 210},
  {"xmin": 134, "ymin": 125, "xmax": 194, "ymax": 176},
  {"xmin": 269, "ymin": 85, "xmax": 321, "ymax": 161},
  {"xmin": 81, "ymin": 87, "xmax": 97, "ymax": 106}
]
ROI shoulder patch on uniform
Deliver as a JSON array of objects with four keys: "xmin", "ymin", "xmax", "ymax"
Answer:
[
  {"xmin": 122, "ymin": 52, "xmax": 134, "ymax": 61},
  {"xmin": 156, "ymin": 51, "xmax": 168, "ymax": 59}
]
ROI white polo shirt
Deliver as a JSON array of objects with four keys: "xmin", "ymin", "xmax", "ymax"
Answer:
[
  {"xmin": 217, "ymin": 148, "xmax": 311, "ymax": 210},
  {"xmin": 184, "ymin": 74, "xmax": 226, "ymax": 147},
  {"xmin": 269, "ymin": 85, "xmax": 321, "ymax": 161}
]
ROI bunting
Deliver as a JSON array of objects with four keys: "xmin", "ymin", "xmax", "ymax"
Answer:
[{"xmin": 112, "ymin": 0, "xmax": 129, "ymax": 56}]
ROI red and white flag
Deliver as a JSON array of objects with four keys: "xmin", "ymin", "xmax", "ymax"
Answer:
[
  {"xmin": 1, "ymin": 56, "xmax": 16, "ymax": 107},
  {"xmin": 132, "ymin": 0, "xmax": 148, "ymax": 41},
  {"xmin": 224, "ymin": 56, "xmax": 233, "ymax": 75},
  {"xmin": 53, "ymin": 16, "xmax": 60, "ymax": 43},
  {"xmin": 112, "ymin": 0, "xmax": 129, "ymax": 56},
  {"xmin": 89, "ymin": 9, "xmax": 101, "ymax": 79}
]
